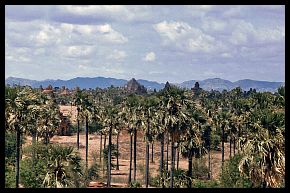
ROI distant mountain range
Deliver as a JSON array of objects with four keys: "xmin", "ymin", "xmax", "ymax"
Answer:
[{"xmin": 5, "ymin": 76, "xmax": 283, "ymax": 92}]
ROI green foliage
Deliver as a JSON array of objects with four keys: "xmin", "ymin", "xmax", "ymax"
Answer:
[
  {"xmin": 70, "ymin": 123, "xmax": 84, "ymax": 133},
  {"xmin": 20, "ymin": 158, "xmax": 47, "ymax": 188},
  {"xmin": 192, "ymin": 179, "xmax": 220, "ymax": 188},
  {"xmin": 87, "ymin": 162, "xmax": 100, "ymax": 181},
  {"xmin": 103, "ymin": 144, "xmax": 119, "ymax": 169},
  {"xmin": 128, "ymin": 180, "xmax": 142, "ymax": 188},
  {"xmin": 157, "ymin": 169, "xmax": 190, "ymax": 188},
  {"xmin": 220, "ymin": 154, "xmax": 252, "ymax": 188},
  {"xmin": 5, "ymin": 159, "xmax": 15, "ymax": 188},
  {"xmin": 5, "ymin": 131, "xmax": 24, "ymax": 163},
  {"xmin": 5, "ymin": 131, "xmax": 25, "ymax": 188},
  {"xmin": 211, "ymin": 134, "xmax": 221, "ymax": 150},
  {"xmin": 192, "ymin": 158, "xmax": 210, "ymax": 179},
  {"xmin": 89, "ymin": 121, "xmax": 103, "ymax": 134}
]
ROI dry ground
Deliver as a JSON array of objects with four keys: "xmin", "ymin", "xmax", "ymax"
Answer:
[{"xmin": 25, "ymin": 129, "xmax": 231, "ymax": 188}]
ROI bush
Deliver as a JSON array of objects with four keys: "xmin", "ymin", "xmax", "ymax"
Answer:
[
  {"xmin": 70, "ymin": 124, "xmax": 84, "ymax": 134},
  {"xmin": 211, "ymin": 134, "xmax": 221, "ymax": 150},
  {"xmin": 192, "ymin": 158, "xmax": 209, "ymax": 179},
  {"xmin": 103, "ymin": 144, "xmax": 119, "ymax": 169},
  {"xmin": 5, "ymin": 160, "xmax": 15, "ymax": 188},
  {"xmin": 87, "ymin": 162, "xmax": 100, "ymax": 181},
  {"xmin": 5, "ymin": 131, "xmax": 25, "ymax": 188},
  {"xmin": 20, "ymin": 158, "xmax": 47, "ymax": 188},
  {"xmin": 220, "ymin": 154, "xmax": 252, "ymax": 188},
  {"xmin": 128, "ymin": 181, "xmax": 141, "ymax": 188},
  {"xmin": 192, "ymin": 179, "xmax": 220, "ymax": 188},
  {"xmin": 154, "ymin": 169, "xmax": 190, "ymax": 188}
]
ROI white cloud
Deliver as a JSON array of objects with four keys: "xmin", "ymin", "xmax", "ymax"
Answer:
[
  {"xmin": 107, "ymin": 50, "xmax": 127, "ymax": 60},
  {"xmin": 229, "ymin": 20, "xmax": 285, "ymax": 46},
  {"xmin": 63, "ymin": 45, "xmax": 95, "ymax": 58},
  {"xmin": 153, "ymin": 21, "xmax": 191, "ymax": 41},
  {"xmin": 202, "ymin": 18, "xmax": 226, "ymax": 32},
  {"xmin": 59, "ymin": 5, "xmax": 153, "ymax": 23},
  {"xmin": 59, "ymin": 23, "xmax": 128, "ymax": 44},
  {"xmin": 61, "ymin": 5, "xmax": 125, "ymax": 15},
  {"xmin": 143, "ymin": 52, "xmax": 156, "ymax": 62},
  {"xmin": 154, "ymin": 20, "xmax": 226, "ymax": 54}
]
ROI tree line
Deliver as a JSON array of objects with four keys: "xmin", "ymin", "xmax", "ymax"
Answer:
[{"xmin": 5, "ymin": 84, "xmax": 285, "ymax": 188}]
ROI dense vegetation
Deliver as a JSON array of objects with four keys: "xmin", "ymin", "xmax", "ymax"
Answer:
[{"xmin": 5, "ymin": 84, "xmax": 285, "ymax": 188}]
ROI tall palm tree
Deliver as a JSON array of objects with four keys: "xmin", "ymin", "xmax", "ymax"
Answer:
[
  {"xmin": 141, "ymin": 95, "xmax": 159, "ymax": 188},
  {"xmin": 6, "ymin": 86, "xmax": 39, "ymax": 188},
  {"xmin": 160, "ymin": 86, "xmax": 189, "ymax": 188},
  {"xmin": 76, "ymin": 91, "xmax": 93, "ymax": 171},
  {"xmin": 102, "ymin": 104, "xmax": 119, "ymax": 187},
  {"xmin": 239, "ymin": 108, "xmax": 285, "ymax": 188}
]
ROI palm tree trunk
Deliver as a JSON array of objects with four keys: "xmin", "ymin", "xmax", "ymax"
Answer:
[
  {"xmin": 208, "ymin": 141, "xmax": 211, "ymax": 180},
  {"xmin": 173, "ymin": 146, "xmax": 175, "ymax": 170},
  {"xmin": 133, "ymin": 127, "xmax": 137, "ymax": 181},
  {"xmin": 238, "ymin": 125, "xmax": 241, "ymax": 153},
  {"xmin": 128, "ymin": 130, "xmax": 133, "ymax": 184},
  {"xmin": 100, "ymin": 133, "xmax": 102, "ymax": 164},
  {"xmin": 107, "ymin": 123, "xmax": 112, "ymax": 187},
  {"xmin": 116, "ymin": 131, "xmax": 120, "ymax": 170},
  {"xmin": 188, "ymin": 153, "xmax": 193, "ymax": 188},
  {"xmin": 32, "ymin": 129, "xmax": 36, "ymax": 169},
  {"xmin": 166, "ymin": 133, "xmax": 169, "ymax": 173},
  {"xmin": 233, "ymin": 136, "xmax": 236, "ymax": 156},
  {"xmin": 145, "ymin": 141, "xmax": 150, "ymax": 188},
  {"xmin": 208, "ymin": 127, "xmax": 212, "ymax": 180},
  {"xmin": 222, "ymin": 125, "xmax": 225, "ymax": 169},
  {"xmin": 77, "ymin": 119, "xmax": 80, "ymax": 150},
  {"xmin": 145, "ymin": 120, "xmax": 150, "ymax": 188},
  {"xmin": 45, "ymin": 121, "xmax": 49, "ymax": 145},
  {"xmin": 151, "ymin": 142, "xmax": 154, "ymax": 163},
  {"xmin": 104, "ymin": 134, "xmax": 107, "ymax": 150},
  {"xmin": 229, "ymin": 136, "xmax": 232, "ymax": 158},
  {"xmin": 176, "ymin": 147, "xmax": 179, "ymax": 170},
  {"xmin": 85, "ymin": 116, "xmax": 89, "ymax": 170},
  {"xmin": 160, "ymin": 133, "xmax": 164, "ymax": 188},
  {"xmin": 170, "ymin": 138, "xmax": 175, "ymax": 188},
  {"xmin": 15, "ymin": 124, "xmax": 20, "ymax": 188},
  {"xmin": 103, "ymin": 134, "xmax": 106, "ymax": 176}
]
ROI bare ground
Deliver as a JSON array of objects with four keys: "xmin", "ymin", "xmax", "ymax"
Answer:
[{"xmin": 24, "ymin": 130, "xmax": 231, "ymax": 188}]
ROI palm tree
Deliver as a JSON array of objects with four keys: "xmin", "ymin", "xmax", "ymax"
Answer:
[
  {"xmin": 159, "ymin": 85, "xmax": 189, "ymax": 188},
  {"xmin": 43, "ymin": 145, "xmax": 83, "ymax": 188},
  {"xmin": 6, "ymin": 86, "xmax": 39, "ymax": 188},
  {"xmin": 75, "ymin": 91, "xmax": 93, "ymax": 171},
  {"xmin": 142, "ymin": 95, "xmax": 160, "ymax": 188},
  {"xmin": 125, "ymin": 94, "xmax": 142, "ymax": 181},
  {"xmin": 73, "ymin": 88, "xmax": 84, "ymax": 150},
  {"xmin": 239, "ymin": 108, "xmax": 285, "ymax": 188},
  {"xmin": 102, "ymin": 104, "xmax": 119, "ymax": 187}
]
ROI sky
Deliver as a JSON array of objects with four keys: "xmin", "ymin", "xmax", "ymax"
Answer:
[{"xmin": 5, "ymin": 5, "xmax": 285, "ymax": 83}]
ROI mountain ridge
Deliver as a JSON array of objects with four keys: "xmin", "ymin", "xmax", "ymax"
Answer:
[{"xmin": 5, "ymin": 76, "xmax": 284, "ymax": 92}]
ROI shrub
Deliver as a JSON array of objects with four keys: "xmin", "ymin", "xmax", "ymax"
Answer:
[
  {"xmin": 87, "ymin": 162, "xmax": 100, "ymax": 181},
  {"xmin": 89, "ymin": 122, "xmax": 103, "ymax": 134},
  {"xmin": 128, "ymin": 181, "xmax": 141, "ymax": 188},
  {"xmin": 220, "ymin": 154, "xmax": 252, "ymax": 188},
  {"xmin": 20, "ymin": 158, "xmax": 47, "ymax": 188},
  {"xmin": 5, "ymin": 160, "xmax": 15, "ymax": 188},
  {"xmin": 192, "ymin": 179, "xmax": 220, "ymax": 188},
  {"xmin": 70, "ymin": 124, "xmax": 84, "ymax": 134},
  {"xmin": 103, "ymin": 144, "xmax": 119, "ymax": 169},
  {"xmin": 192, "ymin": 158, "xmax": 209, "ymax": 179},
  {"xmin": 211, "ymin": 134, "xmax": 221, "ymax": 150},
  {"xmin": 154, "ymin": 169, "xmax": 190, "ymax": 188}
]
